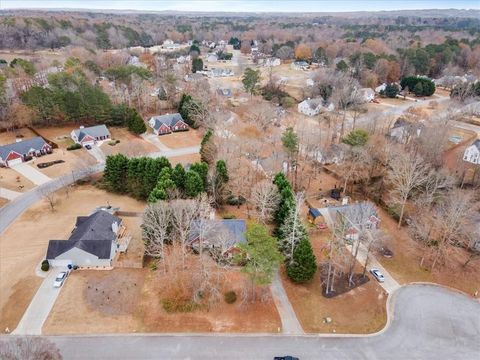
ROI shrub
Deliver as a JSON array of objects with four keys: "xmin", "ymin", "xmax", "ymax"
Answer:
[
  {"xmin": 108, "ymin": 139, "xmax": 120, "ymax": 146},
  {"xmin": 342, "ymin": 129, "xmax": 369, "ymax": 146},
  {"xmin": 281, "ymin": 96, "xmax": 296, "ymax": 108},
  {"xmin": 67, "ymin": 143, "xmax": 82, "ymax": 151},
  {"xmin": 149, "ymin": 261, "xmax": 157, "ymax": 271},
  {"xmin": 41, "ymin": 260, "xmax": 49, "ymax": 272},
  {"xmin": 226, "ymin": 195, "xmax": 246, "ymax": 206},
  {"xmin": 224, "ymin": 291, "xmax": 237, "ymax": 304},
  {"xmin": 222, "ymin": 214, "xmax": 236, "ymax": 219},
  {"xmin": 162, "ymin": 298, "xmax": 201, "ymax": 313}
]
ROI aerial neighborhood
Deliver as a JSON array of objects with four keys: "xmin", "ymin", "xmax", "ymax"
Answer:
[{"xmin": 0, "ymin": 3, "xmax": 479, "ymax": 359}]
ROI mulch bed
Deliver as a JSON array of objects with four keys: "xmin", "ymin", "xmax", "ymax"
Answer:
[{"xmin": 319, "ymin": 264, "xmax": 370, "ymax": 298}]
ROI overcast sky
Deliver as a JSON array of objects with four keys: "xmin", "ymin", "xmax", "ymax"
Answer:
[{"xmin": 1, "ymin": 0, "xmax": 479, "ymax": 12}]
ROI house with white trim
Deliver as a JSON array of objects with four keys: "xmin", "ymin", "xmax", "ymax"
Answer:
[
  {"xmin": 0, "ymin": 137, "xmax": 52, "ymax": 167},
  {"xmin": 46, "ymin": 209, "xmax": 130, "ymax": 268},
  {"xmin": 71, "ymin": 125, "xmax": 111, "ymax": 147},
  {"xmin": 148, "ymin": 113, "xmax": 189, "ymax": 135},
  {"xmin": 463, "ymin": 140, "xmax": 480, "ymax": 165},
  {"xmin": 298, "ymin": 98, "xmax": 334, "ymax": 116}
]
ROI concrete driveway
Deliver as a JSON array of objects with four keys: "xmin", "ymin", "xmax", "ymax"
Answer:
[
  {"xmin": 12, "ymin": 268, "xmax": 67, "ymax": 335},
  {"xmin": 11, "ymin": 163, "xmax": 51, "ymax": 185},
  {"xmin": 86, "ymin": 145, "xmax": 106, "ymax": 163},
  {"xmin": 0, "ymin": 187, "xmax": 21, "ymax": 201},
  {"xmin": 141, "ymin": 133, "xmax": 171, "ymax": 152},
  {"xmin": 270, "ymin": 273, "xmax": 304, "ymax": 334},
  {"xmin": 36, "ymin": 285, "xmax": 480, "ymax": 359}
]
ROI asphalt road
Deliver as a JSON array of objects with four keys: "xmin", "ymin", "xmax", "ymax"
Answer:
[
  {"xmin": 30, "ymin": 285, "xmax": 477, "ymax": 360},
  {"xmin": 0, "ymin": 146, "xmax": 200, "ymax": 235}
]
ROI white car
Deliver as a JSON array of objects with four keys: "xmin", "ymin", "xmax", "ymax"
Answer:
[
  {"xmin": 53, "ymin": 271, "xmax": 68, "ymax": 288},
  {"xmin": 369, "ymin": 268, "xmax": 385, "ymax": 283}
]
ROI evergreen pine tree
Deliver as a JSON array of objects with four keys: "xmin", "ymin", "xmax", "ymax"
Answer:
[
  {"xmin": 185, "ymin": 170, "xmax": 204, "ymax": 197},
  {"xmin": 286, "ymin": 238, "xmax": 317, "ymax": 283},
  {"xmin": 172, "ymin": 163, "xmax": 186, "ymax": 190}
]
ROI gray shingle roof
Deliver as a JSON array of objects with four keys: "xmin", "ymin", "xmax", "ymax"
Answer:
[
  {"xmin": 188, "ymin": 219, "xmax": 246, "ymax": 249},
  {"xmin": 0, "ymin": 137, "xmax": 49, "ymax": 160},
  {"xmin": 472, "ymin": 139, "xmax": 480, "ymax": 151},
  {"xmin": 46, "ymin": 210, "xmax": 121, "ymax": 259},
  {"xmin": 150, "ymin": 113, "xmax": 184, "ymax": 130},
  {"xmin": 73, "ymin": 125, "xmax": 110, "ymax": 142}
]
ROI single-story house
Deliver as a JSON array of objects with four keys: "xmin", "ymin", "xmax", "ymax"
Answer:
[
  {"xmin": 298, "ymin": 98, "xmax": 334, "ymax": 116},
  {"xmin": 358, "ymin": 88, "xmax": 375, "ymax": 103},
  {"xmin": 71, "ymin": 125, "xmax": 111, "ymax": 147},
  {"xmin": 184, "ymin": 73, "xmax": 205, "ymax": 82},
  {"xmin": 388, "ymin": 118, "xmax": 423, "ymax": 144},
  {"xmin": 291, "ymin": 61, "xmax": 309, "ymax": 71},
  {"xmin": 206, "ymin": 53, "xmax": 218, "ymax": 62},
  {"xmin": 209, "ymin": 68, "xmax": 234, "ymax": 78},
  {"xmin": 217, "ymin": 88, "xmax": 232, "ymax": 97},
  {"xmin": 148, "ymin": 113, "xmax": 189, "ymax": 135},
  {"xmin": 463, "ymin": 139, "xmax": 480, "ymax": 165},
  {"xmin": 327, "ymin": 202, "xmax": 380, "ymax": 242},
  {"xmin": 262, "ymin": 57, "xmax": 281, "ymax": 67},
  {"xmin": 0, "ymin": 137, "xmax": 52, "ymax": 167},
  {"xmin": 46, "ymin": 209, "xmax": 127, "ymax": 268},
  {"xmin": 188, "ymin": 219, "xmax": 247, "ymax": 258}
]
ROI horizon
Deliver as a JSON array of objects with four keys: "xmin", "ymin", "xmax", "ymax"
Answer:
[{"xmin": 1, "ymin": 0, "xmax": 479, "ymax": 13}]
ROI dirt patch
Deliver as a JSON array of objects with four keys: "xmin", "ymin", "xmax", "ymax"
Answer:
[
  {"xmin": 0, "ymin": 168, "xmax": 35, "ymax": 192},
  {"xmin": 168, "ymin": 153, "xmax": 201, "ymax": 165},
  {"xmin": 102, "ymin": 127, "xmax": 158, "ymax": 157},
  {"xmin": 155, "ymin": 129, "xmax": 203, "ymax": 149},
  {"xmin": 0, "ymin": 276, "xmax": 42, "ymax": 332},
  {"xmin": 0, "ymin": 128, "xmax": 37, "ymax": 145},
  {"xmin": 0, "ymin": 184, "xmax": 146, "ymax": 331},
  {"xmin": 0, "ymin": 197, "xmax": 8, "ymax": 207},
  {"xmin": 44, "ymin": 266, "xmax": 281, "ymax": 334},
  {"xmin": 35, "ymin": 149, "xmax": 97, "ymax": 178},
  {"xmin": 84, "ymin": 269, "xmax": 146, "ymax": 315}
]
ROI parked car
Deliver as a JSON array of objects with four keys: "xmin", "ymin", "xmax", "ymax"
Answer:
[
  {"xmin": 274, "ymin": 357, "xmax": 299, "ymax": 360},
  {"xmin": 85, "ymin": 144, "xmax": 92, "ymax": 150},
  {"xmin": 369, "ymin": 268, "xmax": 385, "ymax": 283},
  {"xmin": 53, "ymin": 271, "xmax": 68, "ymax": 287}
]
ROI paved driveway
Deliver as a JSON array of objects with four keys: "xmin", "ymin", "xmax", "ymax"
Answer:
[
  {"xmin": 37, "ymin": 285, "xmax": 480, "ymax": 359},
  {"xmin": 270, "ymin": 272, "xmax": 304, "ymax": 334},
  {"xmin": 12, "ymin": 268, "xmax": 67, "ymax": 335},
  {"xmin": 0, "ymin": 187, "xmax": 21, "ymax": 200},
  {"xmin": 142, "ymin": 133, "xmax": 171, "ymax": 152},
  {"xmin": 86, "ymin": 145, "xmax": 106, "ymax": 163},
  {"xmin": 11, "ymin": 163, "xmax": 51, "ymax": 185}
]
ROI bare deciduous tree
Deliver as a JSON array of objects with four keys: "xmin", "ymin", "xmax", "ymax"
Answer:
[
  {"xmin": 251, "ymin": 180, "xmax": 280, "ymax": 224},
  {"xmin": 387, "ymin": 151, "xmax": 431, "ymax": 228},
  {"xmin": 0, "ymin": 337, "xmax": 62, "ymax": 360}
]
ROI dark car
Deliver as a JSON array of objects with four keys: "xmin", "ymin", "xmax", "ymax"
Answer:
[
  {"xmin": 85, "ymin": 144, "xmax": 92, "ymax": 150},
  {"xmin": 274, "ymin": 357, "xmax": 299, "ymax": 360}
]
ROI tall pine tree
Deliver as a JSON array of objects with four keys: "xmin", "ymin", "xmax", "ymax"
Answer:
[{"xmin": 286, "ymin": 238, "xmax": 317, "ymax": 283}]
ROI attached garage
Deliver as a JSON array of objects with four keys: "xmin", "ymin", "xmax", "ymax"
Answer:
[
  {"xmin": 7, "ymin": 157, "xmax": 23, "ymax": 167},
  {"xmin": 49, "ymin": 259, "xmax": 73, "ymax": 268}
]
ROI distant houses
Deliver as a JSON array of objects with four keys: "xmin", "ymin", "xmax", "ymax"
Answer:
[
  {"xmin": 463, "ymin": 139, "xmax": 480, "ymax": 165},
  {"xmin": 0, "ymin": 137, "xmax": 52, "ymax": 167},
  {"xmin": 291, "ymin": 61, "xmax": 309, "ymax": 71},
  {"xmin": 148, "ymin": 113, "xmax": 189, "ymax": 135},
  {"xmin": 298, "ymin": 98, "xmax": 334, "ymax": 116},
  {"xmin": 71, "ymin": 125, "xmax": 111, "ymax": 147},
  {"xmin": 388, "ymin": 118, "xmax": 423, "ymax": 144}
]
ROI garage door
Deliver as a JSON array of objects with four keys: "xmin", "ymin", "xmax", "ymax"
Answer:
[
  {"xmin": 8, "ymin": 158, "xmax": 23, "ymax": 167},
  {"xmin": 50, "ymin": 259, "xmax": 73, "ymax": 267}
]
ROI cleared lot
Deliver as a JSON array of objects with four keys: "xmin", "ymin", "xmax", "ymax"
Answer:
[{"xmin": 0, "ymin": 184, "xmax": 146, "ymax": 332}]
